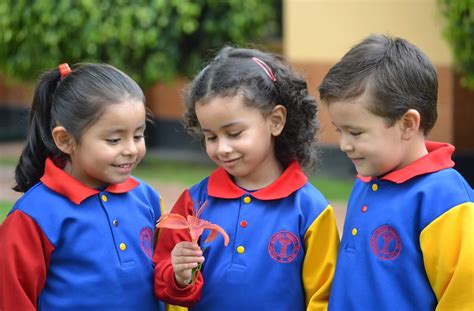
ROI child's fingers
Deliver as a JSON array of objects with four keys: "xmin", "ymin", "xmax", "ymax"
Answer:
[
  {"xmin": 172, "ymin": 254, "xmax": 205, "ymax": 265},
  {"xmin": 172, "ymin": 241, "xmax": 203, "ymax": 257},
  {"xmin": 177, "ymin": 241, "xmax": 202, "ymax": 250},
  {"xmin": 174, "ymin": 261, "xmax": 199, "ymax": 272}
]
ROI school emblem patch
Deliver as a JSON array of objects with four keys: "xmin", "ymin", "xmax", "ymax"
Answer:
[
  {"xmin": 140, "ymin": 227, "xmax": 153, "ymax": 259},
  {"xmin": 268, "ymin": 230, "xmax": 300, "ymax": 263},
  {"xmin": 370, "ymin": 225, "xmax": 401, "ymax": 260}
]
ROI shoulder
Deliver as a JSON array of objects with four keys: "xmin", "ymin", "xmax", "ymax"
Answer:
[
  {"xmin": 129, "ymin": 176, "xmax": 161, "ymax": 197},
  {"xmin": 8, "ymin": 182, "xmax": 72, "ymax": 246},
  {"xmin": 373, "ymin": 169, "xmax": 472, "ymax": 230},
  {"xmin": 417, "ymin": 168, "xmax": 472, "ymax": 222},
  {"xmin": 12, "ymin": 182, "xmax": 67, "ymax": 218},
  {"xmin": 126, "ymin": 177, "xmax": 162, "ymax": 208},
  {"xmin": 188, "ymin": 175, "xmax": 211, "ymax": 199},
  {"xmin": 416, "ymin": 168, "xmax": 472, "ymax": 203},
  {"xmin": 128, "ymin": 176, "xmax": 163, "ymax": 217},
  {"xmin": 291, "ymin": 181, "xmax": 331, "ymax": 215}
]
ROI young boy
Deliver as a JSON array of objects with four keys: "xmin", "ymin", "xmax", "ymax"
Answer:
[{"xmin": 319, "ymin": 34, "xmax": 473, "ymax": 310}]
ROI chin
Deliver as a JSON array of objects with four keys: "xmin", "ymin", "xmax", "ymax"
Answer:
[{"xmin": 356, "ymin": 170, "xmax": 374, "ymax": 178}]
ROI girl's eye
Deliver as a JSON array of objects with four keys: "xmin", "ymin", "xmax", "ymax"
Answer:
[
  {"xmin": 350, "ymin": 131, "xmax": 362, "ymax": 136},
  {"xmin": 205, "ymin": 136, "xmax": 217, "ymax": 141},
  {"xmin": 106, "ymin": 138, "xmax": 121, "ymax": 143},
  {"xmin": 134, "ymin": 134, "xmax": 145, "ymax": 141},
  {"xmin": 228, "ymin": 131, "xmax": 241, "ymax": 138}
]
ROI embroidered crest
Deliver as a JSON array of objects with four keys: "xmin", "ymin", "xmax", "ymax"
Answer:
[
  {"xmin": 370, "ymin": 225, "xmax": 401, "ymax": 260},
  {"xmin": 140, "ymin": 227, "xmax": 153, "ymax": 259},
  {"xmin": 268, "ymin": 230, "xmax": 300, "ymax": 263}
]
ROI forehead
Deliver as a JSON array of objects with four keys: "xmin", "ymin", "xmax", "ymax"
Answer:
[
  {"xmin": 328, "ymin": 94, "xmax": 383, "ymax": 126},
  {"xmin": 195, "ymin": 95, "xmax": 264, "ymax": 128},
  {"xmin": 197, "ymin": 95, "xmax": 258, "ymax": 116},
  {"xmin": 89, "ymin": 100, "xmax": 146, "ymax": 131}
]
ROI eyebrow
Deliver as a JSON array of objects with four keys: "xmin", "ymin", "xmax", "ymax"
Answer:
[
  {"xmin": 331, "ymin": 121, "xmax": 362, "ymax": 130},
  {"xmin": 201, "ymin": 121, "xmax": 241, "ymax": 132},
  {"xmin": 105, "ymin": 124, "xmax": 146, "ymax": 134}
]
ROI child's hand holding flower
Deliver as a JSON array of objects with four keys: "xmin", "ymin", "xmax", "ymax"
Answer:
[
  {"xmin": 171, "ymin": 241, "xmax": 204, "ymax": 287},
  {"xmin": 156, "ymin": 201, "xmax": 229, "ymax": 287}
]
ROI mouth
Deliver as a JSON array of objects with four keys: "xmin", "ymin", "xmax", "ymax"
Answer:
[
  {"xmin": 112, "ymin": 163, "xmax": 134, "ymax": 170},
  {"xmin": 221, "ymin": 158, "xmax": 240, "ymax": 165}
]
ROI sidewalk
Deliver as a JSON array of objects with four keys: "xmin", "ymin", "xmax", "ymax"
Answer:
[{"xmin": 0, "ymin": 142, "xmax": 23, "ymax": 201}]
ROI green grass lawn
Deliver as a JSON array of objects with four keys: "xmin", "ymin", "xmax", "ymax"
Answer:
[
  {"xmin": 1, "ymin": 155, "xmax": 353, "ymax": 222},
  {"xmin": 1, "ymin": 201, "xmax": 13, "ymax": 221},
  {"xmin": 135, "ymin": 157, "xmax": 353, "ymax": 200}
]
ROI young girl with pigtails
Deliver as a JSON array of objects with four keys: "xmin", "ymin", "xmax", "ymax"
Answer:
[
  {"xmin": 153, "ymin": 46, "xmax": 340, "ymax": 310},
  {"xmin": 0, "ymin": 63, "xmax": 164, "ymax": 310}
]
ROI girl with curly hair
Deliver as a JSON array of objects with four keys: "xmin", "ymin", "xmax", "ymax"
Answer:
[{"xmin": 153, "ymin": 46, "xmax": 340, "ymax": 311}]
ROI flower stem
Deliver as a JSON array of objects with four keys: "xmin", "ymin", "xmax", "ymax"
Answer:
[{"xmin": 190, "ymin": 247, "xmax": 206, "ymax": 284}]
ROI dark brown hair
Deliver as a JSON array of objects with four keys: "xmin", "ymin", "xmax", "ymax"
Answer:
[
  {"xmin": 319, "ymin": 34, "xmax": 438, "ymax": 133},
  {"xmin": 14, "ymin": 63, "xmax": 144, "ymax": 192},
  {"xmin": 184, "ymin": 46, "xmax": 320, "ymax": 172}
]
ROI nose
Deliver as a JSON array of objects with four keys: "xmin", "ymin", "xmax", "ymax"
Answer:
[
  {"xmin": 217, "ymin": 138, "xmax": 232, "ymax": 156},
  {"xmin": 123, "ymin": 139, "xmax": 139, "ymax": 156},
  {"xmin": 339, "ymin": 134, "xmax": 354, "ymax": 153}
]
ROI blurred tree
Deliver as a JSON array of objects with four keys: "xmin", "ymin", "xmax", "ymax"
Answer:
[
  {"xmin": 439, "ymin": 0, "xmax": 474, "ymax": 90},
  {"xmin": 0, "ymin": 0, "xmax": 279, "ymax": 88}
]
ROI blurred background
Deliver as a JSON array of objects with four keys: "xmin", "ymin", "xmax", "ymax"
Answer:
[{"xmin": 1, "ymin": 0, "xmax": 473, "ymax": 226}]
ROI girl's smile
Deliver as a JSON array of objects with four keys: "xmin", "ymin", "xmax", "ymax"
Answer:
[
  {"xmin": 65, "ymin": 100, "xmax": 146, "ymax": 189},
  {"xmin": 196, "ymin": 94, "xmax": 283, "ymax": 190}
]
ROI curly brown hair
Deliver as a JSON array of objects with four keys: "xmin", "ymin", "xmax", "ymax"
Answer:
[{"xmin": 184, "ymin": 46, "xmax": 320, "ymax": 173}]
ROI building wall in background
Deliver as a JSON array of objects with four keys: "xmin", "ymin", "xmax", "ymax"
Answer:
[{"xmin": 283, "ymin": 0, "xmax": 455, "ymax": 146}]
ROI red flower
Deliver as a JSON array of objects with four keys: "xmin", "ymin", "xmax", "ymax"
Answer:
[{"xmin": 156, "ymin": 201, "xmax": 229, "ymax": 246}]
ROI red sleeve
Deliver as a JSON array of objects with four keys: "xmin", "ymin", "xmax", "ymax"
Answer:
[
  {"xmin": 153, "ymin": 189, "xmax": 203, "ymax": 307},
  {"xmin": 0, "ymin": 210, "xmax": 55, "ymax": 311}
]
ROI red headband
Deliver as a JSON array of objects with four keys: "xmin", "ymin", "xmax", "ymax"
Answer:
[
  {"xmin": 59, "ymin": 63, "xmax": 72, "ymax": 80},
  {"xmin": 251, "ymin": 57, "xmax": 276, "ymax": 82}
]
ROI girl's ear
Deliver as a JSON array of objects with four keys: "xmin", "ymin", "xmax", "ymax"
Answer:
[
  {"xmin": 400, "ymin": 109, "xmax": 421, "ymax": 140},
  {"xmin": 270, "ymin": 105, "xmax": 287, "ymax": 136},
  {"xmin": 52, "ymin": 126, "xmax": 75, "ymax": 155}
]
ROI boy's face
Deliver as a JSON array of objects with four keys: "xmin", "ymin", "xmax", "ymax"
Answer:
[{"xmin": 328, "ymin": 93, "xmax": 410, "ymax": 177}]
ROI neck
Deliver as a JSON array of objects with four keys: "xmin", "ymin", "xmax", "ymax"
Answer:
[
  {"xmin": 234, "ymin": 157, "xmax": 284, "ymax": 191},
  {"xmin": 402, "ymin": 135, "xmax": 429, "ymax": 168}
]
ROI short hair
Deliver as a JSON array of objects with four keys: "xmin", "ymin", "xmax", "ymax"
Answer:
[{"xmin": 319, "ymin": 34, "xmax": 438, "ymax": 134}]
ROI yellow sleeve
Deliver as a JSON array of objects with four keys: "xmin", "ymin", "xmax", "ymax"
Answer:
[
  {"xmin": 154, "ymin": 196, "xmax": 166, "ymax": 248},
  {"xmin": 302, "ymin": 205, "xmax": 340, "ymax": 311},
  {"xmin": 165, "ymin": 304, "xmax": 187, "ymax": 311},
  {"xmin": 160, "ymin": 195, "xmax": 165, "ymax": 215},
  {"xmin": 420, "ymin": 202, "xmax": 474, "ymax": 310}
]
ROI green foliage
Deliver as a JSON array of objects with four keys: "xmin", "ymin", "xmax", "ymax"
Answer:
[
  {"xmin": 439, "ymin": 0, "xmax": 474, "ymax": 90},
  {"xmin": 0, "ymin": 0, "xmax": 277, "ymax": 88}
]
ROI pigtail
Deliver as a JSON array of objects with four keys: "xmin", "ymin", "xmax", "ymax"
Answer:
[{"xmin": 13, "ymin": 70, "xmax": 63, "ymax": 192}]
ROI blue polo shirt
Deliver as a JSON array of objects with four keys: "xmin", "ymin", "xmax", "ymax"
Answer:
[
  {"xmin": 0, "ymin": 158, "xmax": 164, "ymax": 311},
  {"xmin": 328, "ymin": 142, "xmax": 474, "ymax": 310},
  {"xmin": 154, "ymin": 161, "xmax": 340, "ymax": 310}
]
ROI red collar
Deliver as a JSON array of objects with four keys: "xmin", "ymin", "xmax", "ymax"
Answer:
[
  {"xmin": 208, "ymin": 160, "xmax": 307, "ymax": 200},
  {"xmin": 358, "ymin": 141, "xmax": 455, "ymax": 184},
  {"xmin": 40, "ymin": 158, "xmax": 139, "ymax": 204}
]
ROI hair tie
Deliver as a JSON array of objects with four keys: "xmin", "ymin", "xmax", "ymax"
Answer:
[
  {"xmin": 251, "ymin": 57, "xmax": 276, "ymax": 82},
  {"xmin": 59, "ymin": 63, "xmax": 72, "ymax": 80}
]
